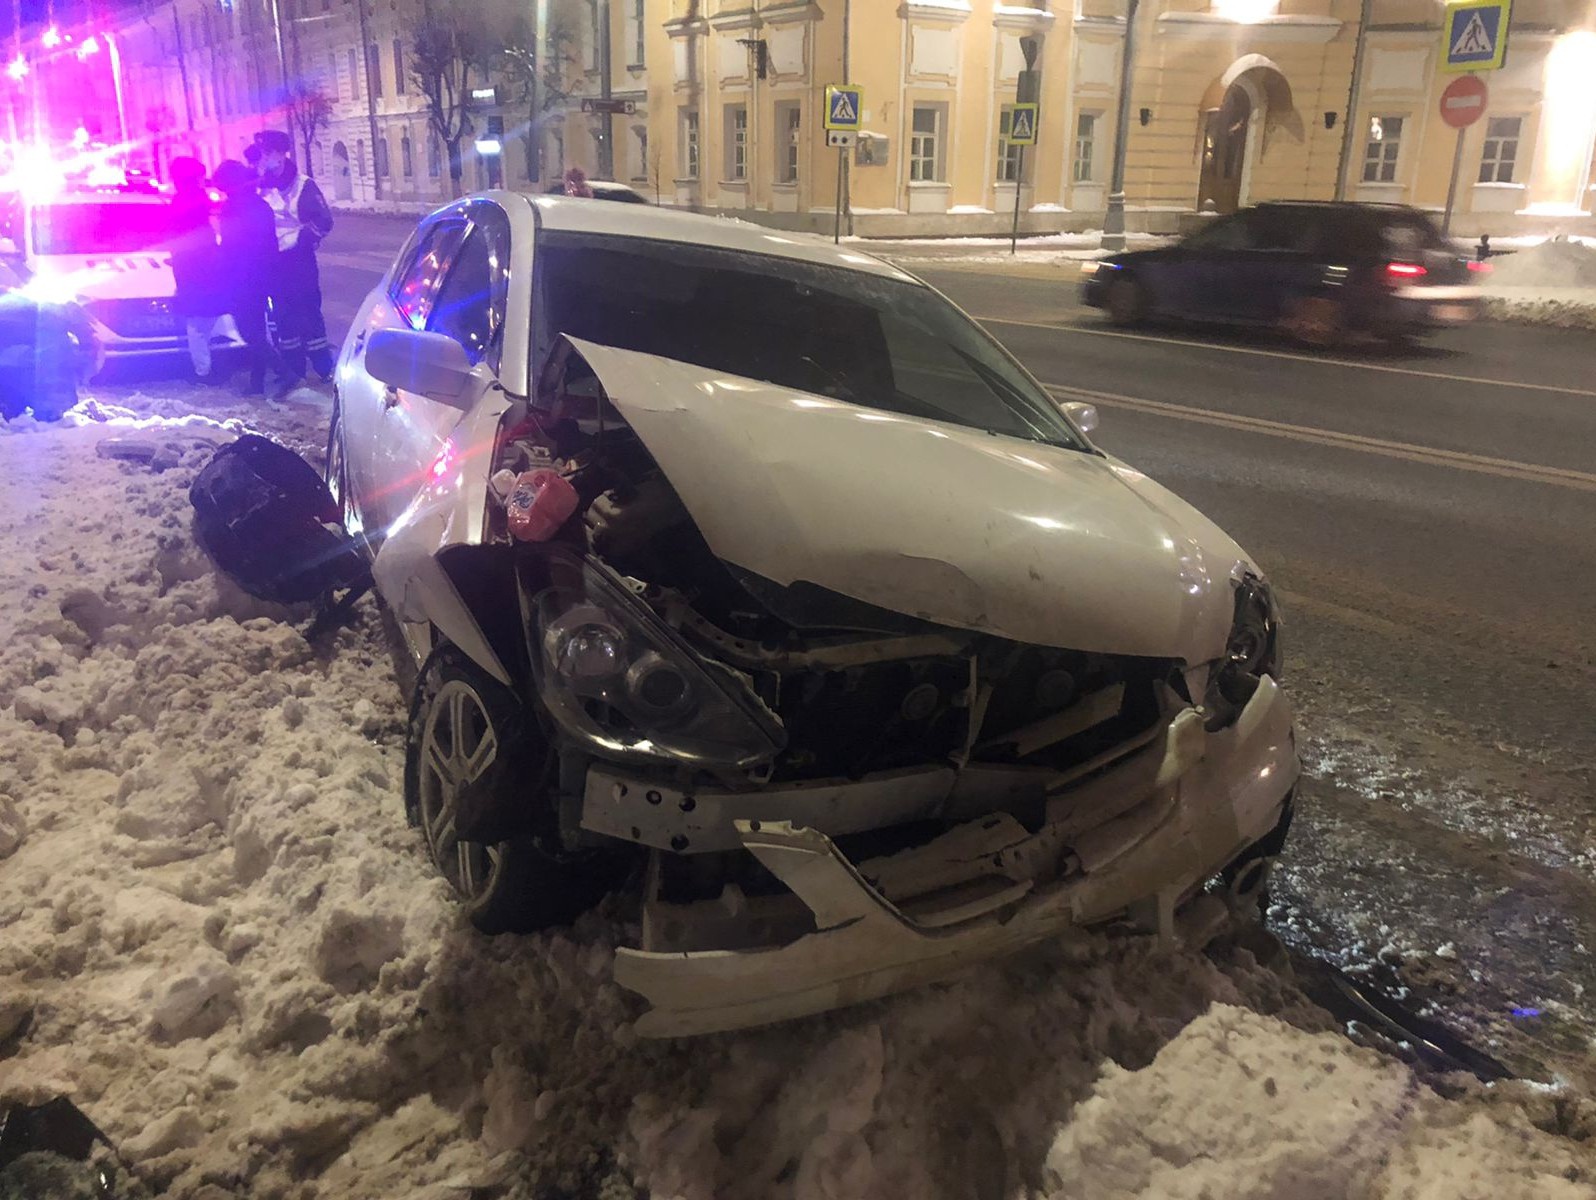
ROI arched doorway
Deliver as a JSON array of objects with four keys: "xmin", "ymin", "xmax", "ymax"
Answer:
[
  {"xmin": 1199, "ymin": 85, "xmax": 1252, "ymax": 214},
  {"xmin": 332, "ymin": 141, "xmax": 352, "ymax": 202},
  {"xmin": 1196, "ymin": 57, "xmax": 1297, "ymax": 214}
]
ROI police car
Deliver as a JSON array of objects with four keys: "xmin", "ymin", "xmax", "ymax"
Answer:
[{"xmin": 1, "ymin": 180, "xmax": 240, "ymax": 365}]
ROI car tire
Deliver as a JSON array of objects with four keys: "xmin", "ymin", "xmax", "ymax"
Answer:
[
  {"xmin": 403, "ymin": 643, "xmax": 624, "ymax": 934},
  {"xmin": 1106, "ymin": 276, "xmax": 1148, "ymax": 326},
  {"xmin": 324, "ymin": 398, "xmax": 354, "ymax": 531},
  {"xmin": 1280, "ymin": 297, "xmax": 1346, "ymax": 348}
]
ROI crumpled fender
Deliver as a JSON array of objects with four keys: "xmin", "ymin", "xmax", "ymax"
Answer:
[{"xmin": 371, "ymin": 394, "xmax": 514, "ymax": 684}]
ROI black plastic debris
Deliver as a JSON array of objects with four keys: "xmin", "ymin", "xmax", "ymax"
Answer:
[
  {"xmin": 0, "ymin": 1097, "xmax": 151, "ymax": 1199},
  {"xmin": 189, "ymin": 434, "xmax": 370, "ymax": 611}
]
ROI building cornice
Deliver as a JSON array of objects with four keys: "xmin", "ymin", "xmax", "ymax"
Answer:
[{"xmin": 1156, "ymin": 12, "xmax": 1341, "ymax": 44}]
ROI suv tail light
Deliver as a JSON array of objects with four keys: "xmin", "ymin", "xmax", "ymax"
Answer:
[
  {"xmin": 1385, "ymin": 262, "xmax": 1427, "ymax": 280},
  {"xmin": 1466, "ymin": 260, "xmax": 1492, "ymax": 274}
]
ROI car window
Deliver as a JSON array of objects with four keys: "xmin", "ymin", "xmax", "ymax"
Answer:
[
  {"xmin": 389, "ymin": 219, "xmax": 467, "ymax": 330},
  {"xmin": 1182, "ymin": 215, "xmax": 1251, "ymax": 252},
  {"xmin": 1243, "ymin": 208, "xmax": 1316, "ymax": 253},
  {"xmin": 532, "ymin": 232, "xmax": 1088, "ymax": 451},
  {"xmin": 30, "ymin": 202, "xmax": 172, "ymax": 254},
  {"xmin": 1380, "ymin": 210, "xmax": 1449, "ymax": 257},
  {"xmin": 426, "ymin": 228, "xmax": 494, "ymax": 363}
]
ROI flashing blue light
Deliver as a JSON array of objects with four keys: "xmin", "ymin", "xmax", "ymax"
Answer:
[{"xmin": 1511, "ymin": 1007, "xmax": 1541, "ymax": 1019}]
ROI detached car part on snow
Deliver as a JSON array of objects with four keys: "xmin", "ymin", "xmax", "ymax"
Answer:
[{"xmin": 321, "ymin": 195, "xmax": 1300, "ymax": 1035}]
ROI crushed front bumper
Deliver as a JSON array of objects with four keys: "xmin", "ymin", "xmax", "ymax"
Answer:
[{"xmin": 607, "ymin": 675, "xmax": 1299, "ymax": 1037}]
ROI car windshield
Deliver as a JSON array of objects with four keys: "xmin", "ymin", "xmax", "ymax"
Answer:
[
  {"xmin": 532, "ymin": 231, "xmax": 1088, "ymax": 450},
  {"xmin": 30, "ymin": 202, "xmax": 172, "ymax": 255}
]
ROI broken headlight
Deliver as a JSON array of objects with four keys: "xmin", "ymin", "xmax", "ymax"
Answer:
[
  {"xmin": 530, "ymin": 562, "xmax": 785, "ymax": 769},
  {"xmin": 1206, "ymin": 577, "xmax": 1281, "ymax": 727}
]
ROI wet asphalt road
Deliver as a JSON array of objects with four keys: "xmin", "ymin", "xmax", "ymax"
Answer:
[{"xmin": 316, "ymin": 213, "xmax": 1596, "ymax": 1083}]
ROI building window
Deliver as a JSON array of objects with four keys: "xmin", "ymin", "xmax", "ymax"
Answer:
[
  {"xmin": 681, "ymin": 108, "xmax": 699, "ymax": 179},
  {"xmin": 726, "ymin": 104, "xmax": 747, "ymax": 181},
  {"xmin": 776, "ymin": 102, "xmax": 800, "ymax": 183},
  {"xmin": 910, "ymin": 105, "xmax": 943, "ymax": 182},
  {"xmin": 356, "ymin": 138, "xmax": 366, "ymax": 177},
  {"xmin": 997, "ymin": 106, "xmax": 1023, "ymax": 183},
  {"xmin": 374, "ymin": 135, "xmax": 389, "ymax": 177},
  {"xmin": 1361, "ymin": 115, "xmax": 1403, "ymax": 183},
  {"xmin": 1478, "ymin": 116, "xmax": 1521, "ymax": 183},
  {"xmin": 321, "ymin": 0, "xmax": 330, "ymax": 13},
  {"xmin": 347, "ymin": 48, "xmax": 359, "ymax": 101},
  {"xmin": 587, "ymin": 0, "xmax": 600, "ymax": 70},
  {"xmin": 402, "ymin": 132, "xmax": 414, "ymax": 177},
  {"xmin": 631, "ymin": 0, "xmax": 645, "ymax": 66},
  {"xmin": 367, "ymin": 43, "xmax": 383, "ymax": 99},
  {"xmin": 632, "ymin": 125, "xmax": 648, "ymax": 180},
  {"xmin": 1073, "ymin": 112, "xmax": 1097, "ymax": 182},
  {"xmin": 428, "ymin": 133, "xmax": 442, "ymax": 179},
  {"xmin": 394, "ymin": 39, "xmax": 405, "ymax": 95}
]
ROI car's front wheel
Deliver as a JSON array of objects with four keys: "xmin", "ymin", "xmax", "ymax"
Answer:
[{"xmin": 403, "ymin": 644, "xmax": 624, "ymax": 934}]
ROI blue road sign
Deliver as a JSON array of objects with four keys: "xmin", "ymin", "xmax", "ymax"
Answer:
[
  {"xmin": 1009, "ymin": 103, "xmax": 1038, "ymax": 146},
  {"xmin": 825, "ymin": 85, "xmax": 863, "ymax": 131},
  {"xmin": 1442, "ymin": 0, "xmax": 1511, "ymax": 72}
]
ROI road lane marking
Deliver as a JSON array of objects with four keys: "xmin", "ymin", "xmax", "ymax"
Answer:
[
  {"xmin": 1045, "ymin": 382, "xmax": 1596, "ymax": 493},
  {"xmin": 981, "ymin": 315, "xmax": 1596, "ymax": 399}
]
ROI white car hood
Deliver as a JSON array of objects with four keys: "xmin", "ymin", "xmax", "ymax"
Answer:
[{"xmin": 568, "ymin": 339, "xmax": 1254, "ymax": 665}]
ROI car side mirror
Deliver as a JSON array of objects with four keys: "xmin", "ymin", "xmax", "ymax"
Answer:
[
  {"xmin": 1061, "ymin": 400, "xmax": 1099, "ymax": 434},
  {"xmin": 365, "ymin": 328, "xmax": 475, "ymax": 409}
]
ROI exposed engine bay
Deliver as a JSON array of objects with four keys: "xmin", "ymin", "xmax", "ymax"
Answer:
[{"xmin": 451, "ymin": 340, "xmax": 1295, "ymax": 1034}]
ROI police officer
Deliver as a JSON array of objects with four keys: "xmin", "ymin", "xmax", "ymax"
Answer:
[{"xmin": 255, "ymin": 130, "xmax": 335, "ymax": 381}]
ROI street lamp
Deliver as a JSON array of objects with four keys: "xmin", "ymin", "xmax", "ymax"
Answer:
[{"xmin": 1100, "ymin": 0, "xmax": 1140, "ymax": 252}]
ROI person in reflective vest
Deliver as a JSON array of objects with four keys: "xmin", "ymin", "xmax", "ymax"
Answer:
[{"xmin": 255, "ymin": 130, "xmax": 335, "ymax": 381}]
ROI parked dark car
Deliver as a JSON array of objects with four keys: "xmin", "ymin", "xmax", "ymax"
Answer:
[{"xmin": 1081, "ymin": 202, "xmax": 1485, "ymax": 346}]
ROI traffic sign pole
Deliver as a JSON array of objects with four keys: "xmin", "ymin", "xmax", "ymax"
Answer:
[
  {"xmin": 1010, "ymin": 147, "xmax": 1024, "ymax": 255},
  {"xmin": 835, "ymin": 146, "xmax": 845, "ymax": 244},
  {"xmin": 1442, "ymin": 126, "xmax": 1466, "ymax": 236},
  {"xmin": 824, "ymin": 85, "xmax": 863, "ymax": 245}
]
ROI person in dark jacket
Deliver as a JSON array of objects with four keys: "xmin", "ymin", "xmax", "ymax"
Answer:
[
  {"xmin": 255, "ymin": 130, "xmax": 335, "ymax": 382},
  {"xmin": 212, "ymin": 159, "xmax": 291, "ymax": 398},
  {"xmin": 167, "ymin": 156, "xmax": 233, "ymax": 381}
]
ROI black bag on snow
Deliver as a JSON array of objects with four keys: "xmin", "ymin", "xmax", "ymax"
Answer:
[{"xmin": 189, "ymin": 434, "xmax": 367, "ymax": 605}]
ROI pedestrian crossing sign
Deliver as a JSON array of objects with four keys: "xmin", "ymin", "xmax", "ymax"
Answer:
[
  {"xmin": 825, "ymin": 85, "xmax": 863, "ymax": 132},
  {"xmin": 1442, "ymin": 0, "xmax": 1511, "ymax": 72},
  {"xmin": 1009, "ymin": 103, "xmax": 1039, "ymax": 146}
]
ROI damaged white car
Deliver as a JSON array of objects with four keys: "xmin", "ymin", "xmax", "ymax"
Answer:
[{"xmin": 329, "ymin": 195, "xmax": 1299, "ymax": 1036}]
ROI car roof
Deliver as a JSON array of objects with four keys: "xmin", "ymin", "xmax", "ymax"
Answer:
[
  {"xmin": 525, "ymin": 193, "xmax": 916, "ymax": 282},
  {"xmin": 37, "ymin": 188, "xmax": 169, "ymax": 206}
]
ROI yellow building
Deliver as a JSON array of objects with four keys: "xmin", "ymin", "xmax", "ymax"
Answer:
[{"xmin": 111, "ymin": 0, "xmax": 1596, "ymax": 237}]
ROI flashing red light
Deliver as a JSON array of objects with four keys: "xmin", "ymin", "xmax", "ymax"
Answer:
[
  {"xmin": 1385, "ymin": 262, "xmax": 1427, "ymax": 279},
  {"xmin": 428, "ymin": 445, "xmax": 454, "ymax": 483},
  {"xmin": 1466, "ymin": 260, "xmax": 1492, "ymax": 274}
]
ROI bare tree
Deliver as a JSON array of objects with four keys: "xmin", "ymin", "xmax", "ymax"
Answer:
[
  {"xmin": 409, "ymin": 7, "xmax": 491, "ymax": 198},
  {"xmin": 495, "ymin": 0, "xmax": 580, "ymax": 184},
  {"xmin": 284, "ymin": 82, "xmax": 334, "ymax": 177},
  {"xmin": 649, "ymin": 138, "xmax": 664, "ymax": 204}
]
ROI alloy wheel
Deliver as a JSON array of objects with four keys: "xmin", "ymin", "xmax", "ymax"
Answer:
[{"xmin": 417, "ymin": 679, "xmax": 503, "ymax": 902}]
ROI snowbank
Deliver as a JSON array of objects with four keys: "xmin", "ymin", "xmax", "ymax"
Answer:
[
  {"xmin": 1, "ymin": 384, "xmax": 1592, "ymax": 1199},
  {"xmin": 1480, "ymin": 237, "xmax": 1596, "ymax": 329}
]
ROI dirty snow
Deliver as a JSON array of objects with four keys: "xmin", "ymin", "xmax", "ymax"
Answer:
[
  {"xmin": 1480, "ymin": 236, "xmax": 1596, "ymax": 330},
  {"xmin": 1, "ymin": 382, "xmax": 1593, "ymax": 1198}
]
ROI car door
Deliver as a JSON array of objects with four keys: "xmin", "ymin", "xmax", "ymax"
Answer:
[
  {"xmin": 341, "ymin": 214, "xmax": 470, "ymax": 538},
  {"xmin": 367, "ymin": 207, "xmax": 511, "ymax": 537},
  {"xmin": 1158, "ymin": 214, "xmax": 1252, "ymax": 321},
  {"xmin": 1222, "ymin": 207, "xmax": 1316, "ymax": 325}
]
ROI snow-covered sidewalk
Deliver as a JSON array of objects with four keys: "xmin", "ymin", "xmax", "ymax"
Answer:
[{"xmin": 0, "ymin": 384, "xmax": 1592, "ymax": 1199}]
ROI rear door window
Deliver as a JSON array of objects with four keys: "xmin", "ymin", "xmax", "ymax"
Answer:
[{"xmin": 1380, "ymin": 211, "xmax": 1449, "ymax": 257}]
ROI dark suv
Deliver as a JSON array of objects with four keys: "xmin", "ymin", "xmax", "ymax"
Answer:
[{"xmin": 1081, "ymin": 201, "xmax": 1484, "ymax": 346}]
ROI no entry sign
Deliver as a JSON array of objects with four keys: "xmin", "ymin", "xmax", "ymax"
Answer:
[{"xmin": 1440, "ymin": 74, "xmax": 1488, "ymax": 128}]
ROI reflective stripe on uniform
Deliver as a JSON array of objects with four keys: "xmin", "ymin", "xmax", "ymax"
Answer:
[{"xmin": 263, "ymin": 175, "xmax": 309, "ymax": 252}]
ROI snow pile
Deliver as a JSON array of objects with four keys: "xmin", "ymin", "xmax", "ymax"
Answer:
[
  {"xmin": 1482, "ymin": 236, "xmax": 1596, "ymax": 330},
  {"xmin": 1, "ymin": 384, "xmax": 1593, "ymax": 1199}
]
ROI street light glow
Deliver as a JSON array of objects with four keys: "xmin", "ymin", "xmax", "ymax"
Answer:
[
  {"xmin": 1212, "ymin": 0, "xmax": 1277, "ymax": 23},
  {"xmin": 1522, "ymin": 31, "xmax": 1596, "ymax": 215},
  {"xmin": 41, "ymin": 26, "xmax": 62, "ymax": 48},
  {"xmin": 5, "ymin": 55, "xmax": 26, "ymax": 81},
  {"xmin": 77, "ymin": 36, "xmax": 101, "ymax": 57}
]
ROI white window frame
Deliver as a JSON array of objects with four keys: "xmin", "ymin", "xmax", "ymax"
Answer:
[
  {"xmin": 776, "ymin": 101, "xmax": 801, "ymax": 183},
  {"xmin": 1361, "ymin": 115, "xmax": 1403, "ymax": 184},
  {"xmin": 996, "ymin": 106, "xmax": 1022, "ymax": 184},
  {"xmin": 910, "ymin": 104, "xmax": 944, "ymax": 183},
  {"xmin": 681, "ymin": 108, "xmax": 700, "ymax": 180},
  {"xmin": 1478, "ymin": 115, "xmax": 1522, "ymax": 184},
  {"xmin": 1073, "ymin": 111, "xmax": 1098, "ymax": 183},
  {"xmin": 726, "ymin": 104, "xmax": 748, "ymax": 181},
  {"xmin": 630, "ymin": 0, "xmax": 645, "ymax": 67}
]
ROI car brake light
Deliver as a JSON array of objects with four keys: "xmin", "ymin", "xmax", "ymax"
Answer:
[
  {"xmin": 1466, "ymin": 260, "xmax": 1492, "ymax": 274},
  {"xmin": 1385, "ymin": 262, "xmax": 1427, "ymax": 279}
]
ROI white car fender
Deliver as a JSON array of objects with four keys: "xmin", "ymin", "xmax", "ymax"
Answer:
[{"xmin": 369, "ymin": 387, "xmax": 515, "ymax": 684}]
